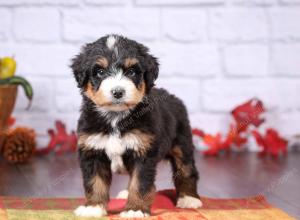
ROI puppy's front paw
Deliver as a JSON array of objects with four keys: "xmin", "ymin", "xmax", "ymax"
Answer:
[
  {"xmin": 116, "ymin": 189, "xmax": 129, "ymax": 199},
  {"xmin": 74, "ymin": 205, "xmax": 107, "ymax": 217},
  {"xmin": 176, "ymin": 196, "xmax": 203, "ymax": 209},
  {"xmin": 120, "ymin": 210, "xmax": 149, "ymax": 218}
]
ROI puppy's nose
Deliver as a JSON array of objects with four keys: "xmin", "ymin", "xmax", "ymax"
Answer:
[{"xmin": 111, "ymin": 87, "xmax": 125, "ymax": 99}]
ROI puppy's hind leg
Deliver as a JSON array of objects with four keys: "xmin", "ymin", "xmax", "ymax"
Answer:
[{"xmin": 169, "ymin": 144, "xmax": 202, "ymax": 209}]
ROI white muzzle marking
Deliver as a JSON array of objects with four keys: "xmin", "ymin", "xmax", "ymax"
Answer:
[{"xmin": 100, "ymin": 71, "xmax": 136, "ymax": 103}]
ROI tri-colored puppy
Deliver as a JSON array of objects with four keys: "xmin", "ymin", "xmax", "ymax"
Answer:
[{"xmin": 72, "ymin": 35, "xmax": 202, "ymax": 218}]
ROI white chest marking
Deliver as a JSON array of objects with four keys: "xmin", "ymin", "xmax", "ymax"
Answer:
[{"xmin": 84, "ymin": 132, "xmax": 146, "ymax": 173}]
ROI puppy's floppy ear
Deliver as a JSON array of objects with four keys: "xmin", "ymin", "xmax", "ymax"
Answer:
[
  {"xmin": 144, "ymin": 54, "xmax": 159, "ymax": 92},
  {"xmin": 71, "ymin": 51, "xmax": 89, "ymax": 88}
]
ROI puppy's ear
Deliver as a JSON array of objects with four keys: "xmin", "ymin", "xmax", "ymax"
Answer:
[
  {"xmin": 144, "ymin": 54, "xmax": 159, "ymax": 92},
  {"xmin": 71, "ymin": 51, "xmax": 89, "ymax": 88}
]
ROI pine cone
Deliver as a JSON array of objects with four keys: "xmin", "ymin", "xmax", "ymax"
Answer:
[{"xmin": 3, "ymin": 127, "xmax": 36, "ymax": 163}]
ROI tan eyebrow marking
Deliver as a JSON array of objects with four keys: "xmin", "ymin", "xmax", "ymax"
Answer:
[
  {"xmin": 95, "ymin": 57, "xmax": 109, "ymax": 68},
  {"xmin": 124, "ymin": 58, "xmax": 139, "ymax": 69}
]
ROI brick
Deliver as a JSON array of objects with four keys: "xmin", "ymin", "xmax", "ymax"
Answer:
[
  {"xmin": 158, "ymin": 43, "xmax": 220, "ymax": 77},
  {"xmin": 14, "ymin": 77, "xmax": 54, "ymax": 112},
  {"xmin": 224, "ymin": 45, "xmax": 269, "ymax": 76},
  {"xmin": 1, "ymin": 0, "xmax": 298, "ymax": 143},
  {"xmin": 0, "ymin": 43, "xmax": 79, "ymax": 76},
  {"xmin": 271, "ymin": 44, "xmax": 300, "ymax": 76},
  {"xmin": 14, "ymin": 113, "xmax": 56, "ymax": 136},
  {"xmin": 156, "ymin": 77, "xmax": 201, "ymax": 113},
  {"xmin": 122, "ymin": 8, "xmax": 160, "ymax": 41},
  {"xmin": 14, "ymin": 8, "xmax": 60, "ymax": 42},
  {"xmin": 141, "ymin": 41, "xmax": 165, "ymax": 60},
  {"xmin": 278, "ymin": 112, "xmax": 300, "ymax": 136},
  {"xmin": 0, "ymin": 0, "xmax": 79, "ymax": 5},
  {"xmin": 251, "ymin": 111, "xmax": 300, "ymax": 139},
  {"xmin": 162, "ymin": 9, "xmax": 207, "ymax": 42},
  {"xmin": 279, "ymin": 0, "xmax": 300, "ymax": 4},
  {"xmin": 210, "ymin": 9, "xmax": 268, "ymax": 42},
  {"xmin": 63, "ymin": 8, "xmax": 123, "ymax": 42},
  {"xmin": 232, "ymin": 0, "xmax": 275, "ymax": 5},
  {"xmin": 269, "ymin": 8, "xmax": 300, "ymax": 41},
  {"xmin": 0, "ymin": 9, "xmax": 11, "ymax": 40},
  {"xmin": 190, "ymin": 113, "xmax": 228, "ymax": 133},
  {"xmin": 64, "ymin": 8, "xmax": 160, "ymax": 42},
  {"xmin": 55, "ymin": 78, "xmax": 81, "ymax": 112},
  {"xmin": 52, "ymin": 112, "xmax": 79, "ymax": 132},
  {"xmin": 202, "ymin": 79, "xmax": 300, "ymax": 112},
  {"xmin": 135, "ymin": 0, "xmax": 224, "ymax": 5},
  {"xmin": 85, "ymin": 0, "xmax": 125, "ymax": 5}
]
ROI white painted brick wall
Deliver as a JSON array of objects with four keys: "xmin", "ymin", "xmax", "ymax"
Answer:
[
  {"xmin": 269, "ymin": 8, "xmax": 300, "ymax": 41},
  {"xmin": 0, "ymin": 9, "xmax": 11, "ymax": 40},
  {"xmin": 0, "ymin": 0, "xmax": 79, "ymax": 6},
  {"xmin": 158, "ymin": 43, "xmax": 220, "ymax": 76},
  {"xmin": 156, "ymin": 77, "xmax": 202, "ymax": 113},
  {"xmin": 85, "ymin": 0, "xmax": 126, "ymax": 5},
  {"xmin": 224, "ymin": 45, "xmax": 269, "ymax": 76},
  {"xmin": 14, "ymin": 8, "xmax": 60, "ymax": 42},
  {"xmin": 233, "ymin": 0, "xmax": 276, "ymax": 6},
  {"xmin": 161, "ymin": 9, "xmax": 207, "ymax": 42},
  {"xmin": 271, "ymin": 44, "xmax": 300, "ymax": 76},
  {"xmin": 280, "ymin": 0, "xmax": 300, "ymax": 4},
  {"xmin": 136, "ymin": 0, "xmax": 225, "ymax": 5},
  {"xmin": 0, "ymin": 0, "xmax": 299, "ymax": 148},
  {"xmin": 63, "ymin": 8, "xmax": 124, "ymax": 42},
  {"xmin": 0, "ymin": 44, "xmax": 79, "ymax": 76},
  {"xmin": 202, "ymin": 79, "xmax": 300, "ymax": 112},
  {"xmin": 209, "ymin": 8, "xmax": 268, "ymax": 42}
]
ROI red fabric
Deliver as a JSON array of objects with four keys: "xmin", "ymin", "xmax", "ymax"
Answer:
[
  {"xmin": 0, "ymin": 190, "xmax": 294, "ymax": 220},
  {"xmin": 0, "ymin": 190, "xmax": 271, "ymax": 211}
]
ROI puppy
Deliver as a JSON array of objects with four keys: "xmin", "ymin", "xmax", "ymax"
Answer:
[{"xmin": 72, "ymin": 35, "xmax": 202, "ymax": 218}]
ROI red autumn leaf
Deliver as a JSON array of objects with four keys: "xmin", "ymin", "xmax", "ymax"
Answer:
[
  {"xmin": 251, "ymin": 128, "xmax": 288, "ymax": 157},
  {"xmin": 251, "ymin": 130, "xmax": 265, "ymax": 147},
  {"xmin": 36, "ymin": 120, "xmax": 77, "ymax": 155},
  {"xmin": 231, "ymin": 98, "xmax": 265, "ymax": 132},
  {"xmin": 36, "ymin": 129, "xmax": 57, "ymax": 155},
  {"xmin": 192, "ymin": 128, "xmax": 205, "ymax": 138},
  {"xmin": 265, "ymin": 128, "xmax": 288, "ymax": 157},
  {"xmin": 202, "ymin": 133, "xmax": 223, "ymax": 156},
  {"xmin": 224, "ymin": 124, "xmax": 247, "ymax": 148},
  {"xmin": 251, "ymin": 130, "xmax": 267, "ymax": 156}
]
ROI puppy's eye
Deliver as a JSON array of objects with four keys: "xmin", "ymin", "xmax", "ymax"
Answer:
[
  {"xmin": 126, "ymin": 68, "xmax": 136, "ymax": 77},
  {"xmin": 94, "ymin": 67, "xmax": 106, "ymax": 77}
]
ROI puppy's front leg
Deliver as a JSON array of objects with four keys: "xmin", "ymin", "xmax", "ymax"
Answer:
[
  {"xmin": 120, "ymin": 159, "xmax": 156, "ymax": 218},
  {"xmin": 75, "ymin": 149, "xmax": 112, "ymax": 218}
]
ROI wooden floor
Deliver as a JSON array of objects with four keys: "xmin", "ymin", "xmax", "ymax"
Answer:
[{"xmin": 0, "ymin": 152, "xmax": 299, "ymax": 218}]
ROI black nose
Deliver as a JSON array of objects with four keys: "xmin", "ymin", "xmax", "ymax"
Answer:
[{"xmin": 111, "ymin": 87, "xmax": 125, "ymax": 99}]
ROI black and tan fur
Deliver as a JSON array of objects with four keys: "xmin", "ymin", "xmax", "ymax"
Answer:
[{"xmin": 72, "ymin": 35, "xmax": 201, "ymax": 217}]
